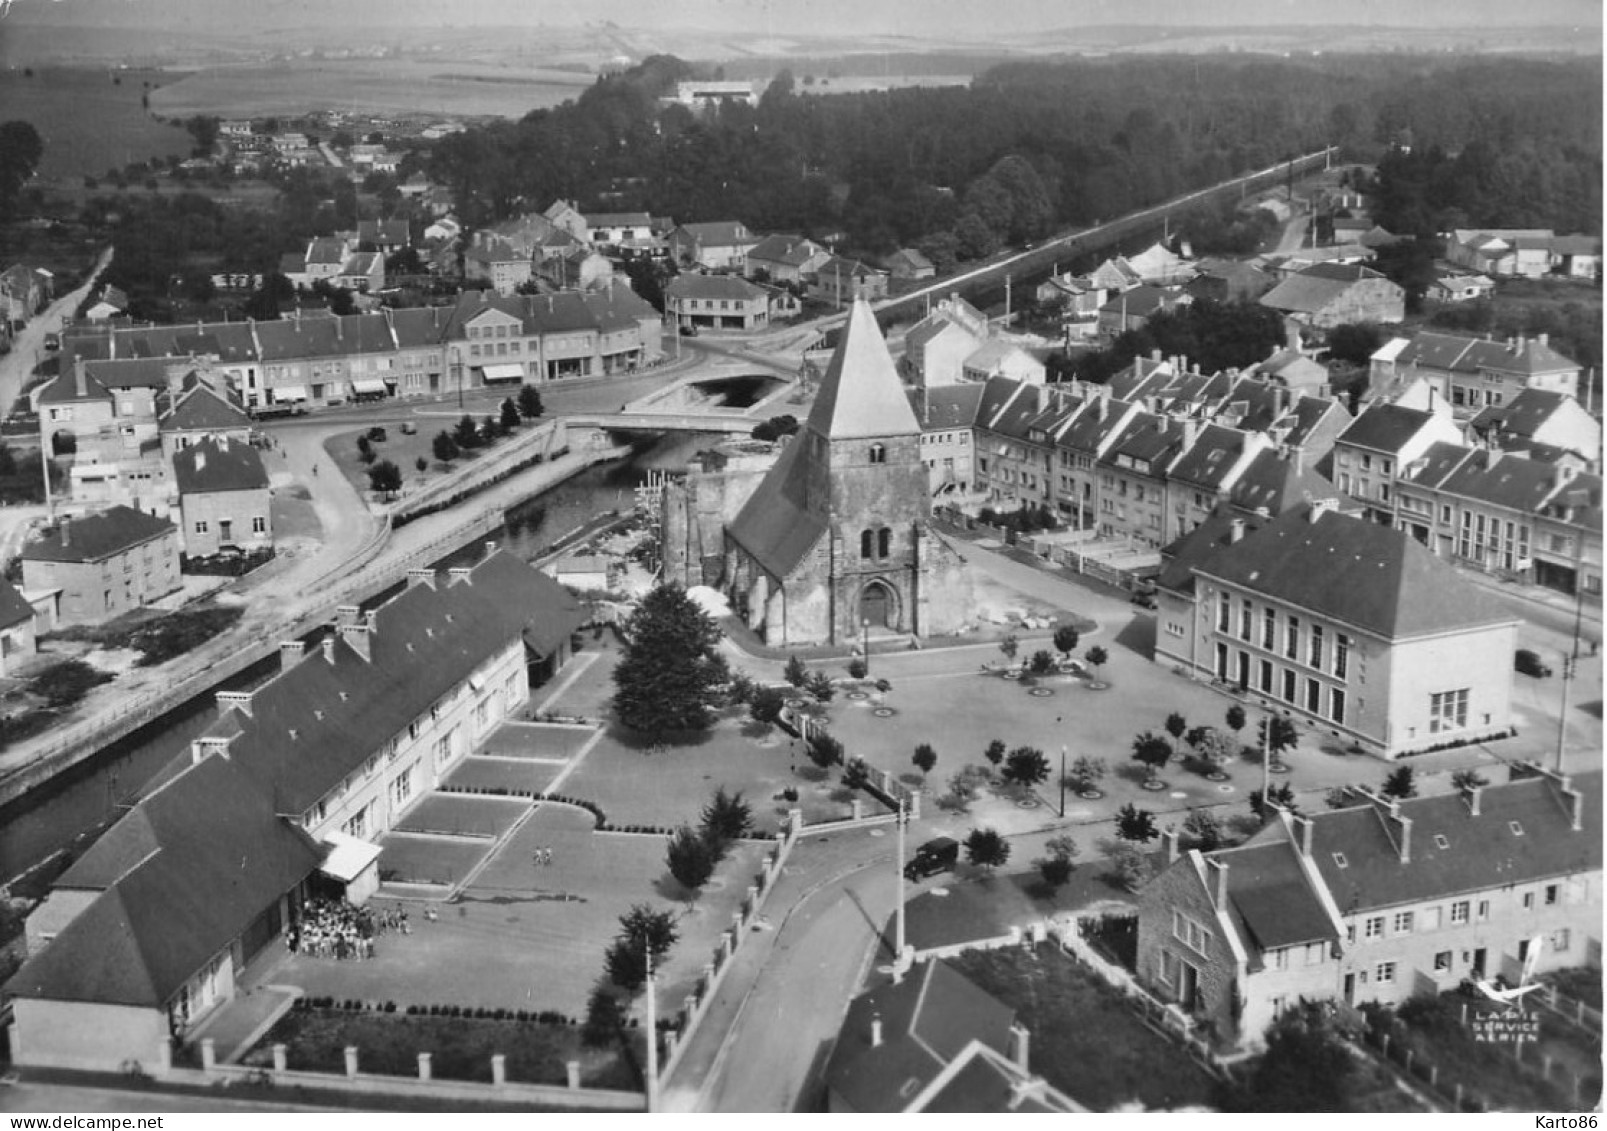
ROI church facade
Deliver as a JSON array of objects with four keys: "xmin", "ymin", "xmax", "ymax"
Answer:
[{"xmin": 693, "ymin": 301, "xmax": 974, "ymax": 646}]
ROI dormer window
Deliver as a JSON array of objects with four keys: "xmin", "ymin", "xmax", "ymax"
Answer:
[{"xmin": 1332, "ymin": 852, "xmax": 1348, "ymax": 869}]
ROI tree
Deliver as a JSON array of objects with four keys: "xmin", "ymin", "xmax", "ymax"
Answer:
[
  {"xmin": 603, "ymin": 904, "xmax": 679, "ymax": 991},
  {"xmin": 751, "ymin": 414, "xmax": 800, "ymax": 443},
  {"xmin": 805, "ymin": 670, "xmax": 835, "ymax": 702},
  {"xmin": 1039, "ymin": 854, "xmax": 1074, "ymax": 888},
  {"xmin": 500, "ymin": 397, "xmax": 521, "ymax": 432},
  {"xmin": 366, "ymin": 459, "xmax": 401, "ymax": 498},
  {"xmin": 783, "ymin": 654, "xmax": 808, "ymax": 687},
  {"xmin": 517, "ymin": 385, "xmax": 545, "ymax": 419},
  {"xmin": 1100, "ymin": 838, "xmax": 1155, "ymax": 892},
  {"xmin": 748, "ymin": 685, "xmax": 785, "ymax": 729},
  {"xmin": 1258, "ymin": 715, "xmax": 1299, "ymax": 764},
  {"xmin": 1188, "ymin": 726, "xmax": 1238, "ymax": 771},
  {"xmin": 1164, "ymin": 712, "xmax": 1188, "ymax": 743},
  {"xmin": 1249, "ymin": 781, "xmax": 1299, "ymax": 820},
  {"xmin": 997, "ymin": 634, "xmax": 1019, "ymax": 664},
  {"xmin": 842, "ymin": 757, "xmax": 870, "ymax": 791},
  {"xmin": 1085, "ymin": 645, "xmax": 1108, "ymax": 679},
  {"xmin": 1131, "ymin": 731, "xmax": 1172, "ymax": 782},
  {"xmin": 942, "ymin": 765, "xmax": 991, "ymax": 813},
  {"xmin": 1001, "ymin": 745, "xmax": 1050, "ymax": 788},
  {"xmin": 805, "ymin": 730, "xmax": 843, "ymax": 769},
  {"xmin": 1230, "ymin": 1002, "xmax": 1356, "ymax": 1111},
  {"xmin": 1225, "ymin": 704, "xmax": 1247, "ymax": 735},
  {"xmin": 700, "ymin": 786, "xmax": 753, "ymax": 848},
  {"xmin": 1067, "ymin": 755, "xmax": 1107, "ymax": 794},
  {"xmin": 582, "ymin": 983, "xmax": 627, "ymax": 1048},
  {"xmin": 415, "ymin": 456, "xmax": 428, "ymax": 473},
  {"xmin": 454, "ymin": 413, "xmax": 481, "ymax": 450},
  {"xmin": 1029, "ymin": 649, "xmax": 1055, "ymax": 675},
  {"xmin": 912, "ymin": 743, "xmax": 937, "ymax": 778},
  {"xmin": 1052, "ymin": 625, "xmax": 1080, "ymax": 656},
  {"xmin": 612, "ymin": 584, "xmax": 726, "ymax": 735},
  {"xmin": 1450, "ymin": 768, "xmax": 1489, "ymax": 792},
  {"xmin": 1116, "ymin": 803, "xmax": 1159, "ymax": 843},
  {"xmin": 1044, "ymin": 834, "xmax": 1080, "ymax": 868},
  {"xmin": 1182, "ymin": 808, "xmax": 1223, "ymax": 851},
  {"xmin": 432, "ymin": 431, "xmax": 460, "ymax": 463},
  {"xmin": 983, "ymin": 738, "xmax": 1006, "ymax": 768},
  {"xmin": 0, "ymin": 121, "xmax": 45, "ymax": 221},
  {"xmin": 963, "ymin": 827, "xmax": 1011, "ymax": 871},
  {"xmin": 1380, "ymin": 765, "xmax": 1417, "ymax": 800},
  {"xmin": 665, "ymin": 824, "xmax": 718, "ymax": 891},
  {"xmin": 479, "ymin": 415, "xmax": 499, "ymax": 446}
]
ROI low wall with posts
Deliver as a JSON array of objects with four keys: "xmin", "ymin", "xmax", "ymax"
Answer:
[
  {"xmin": 147, "ymin": 1035, "xmax": 643, "ymax": 1111},
  {"xmin": 655, "ymin": 815, "xmax": 801, "ymax": 1086}
]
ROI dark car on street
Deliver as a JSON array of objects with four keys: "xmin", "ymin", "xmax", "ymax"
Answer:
[
  {"xmin": 1514, "ymin": 649, "xmax": 1553, "ymax": 678},
  {"xmin": 904, "ymin": 835, "xmax": 960, "ymax": 881}
]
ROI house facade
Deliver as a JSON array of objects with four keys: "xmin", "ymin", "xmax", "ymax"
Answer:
[
  {"xmin": 20, "ymin": 507, "xmax": 182, "ymax": 626},
  {"xmin": 1331, "ymin": 401, "xmax": 1464, "ymax": 523},
  {"xmin": 667, "ymin": 221, "xmax": 755, "ymax": 270},
  {"xmin": 1369, "ymin": 332, "xmax": 1583, "ymax": 417},
  {"xmin": 173, "ymin": 437, "xmax": 272, "ymax": 559},
  {"xmin": 1259, "ymin": 263, "xmax": 1404, "ymax": 328},
  {"xmin": 1136, "ymin": 769, "xmax": 1600, "ymax": 1048},
  {"xmin": 664, "ymin": 274, "xmax": 769, "ymax": 332}
]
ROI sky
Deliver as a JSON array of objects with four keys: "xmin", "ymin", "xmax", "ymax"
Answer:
[{"xmin": 5, "ymin": 0, "xmax": 1602, "ymax": 35}]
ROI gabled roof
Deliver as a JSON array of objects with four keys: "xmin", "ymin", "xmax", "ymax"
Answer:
[
  {"xmin": 664, "ymin": 274, "xmax": 766, "ymax": 302},
  {"xmin": 825, "ymin": 960, "xmax": 1017, "ymax": 1114},
  {"xmin": 306, "ymin": 237, "xmax": 347, "ymax": 266},
  {"xmin": 22, "ymin": 506, "xmax": 175, "ymax": 564},
  {"xmin": 1228, "ymin": 448, "xmax": 1336, "ymax": 517},
  {"xmin": 174, "ymin": 437, "xmax": 269, "ymax": 495},
  {"xmin": 1167, "ymin": 425, "xmax": 1253, "ymax": 490},
  {"xmin": 746, "ymin": 234, "xmax": 823, "ymax": 267},
  {"xmin": 1098, "ymin": 284, "xmax": 1175, "ymax": 318},
  {"xmin": 903, "ymin": 315, "xmax": 981, "ymax": 355},
  {"xmin": 0, "ymin": 576, "xmax": 36, "ymax": 631},
  {"xmin": 1217, "ymin": 839, "xmax": 1339, "ymax": 952},
  {"xmin": 6, "ymin": 753, "xmax": 325, "ymax": 1007},
  {"xmin": 1439, "ymin": 449, "xmax": 1569, "ymax": 513},
  {"xmin": 885, "ymin": 248, "xmax": 934, "ymax": 273},
  {"xmin": 1261, "ymin": 263, "xmax": 1395, "ymax": 315},
  {"xmin": 672, "ymin": 221, "xmax": 751, "ymax": 246},
  {"xmin": 1337, "ymin": 403, "xmax": 1439, "ymax": 455},
  {"xmin": 160, "ymin": 379, "xmax": 249, "ymax": 433},
  {"xmin": 586, "ymin": 211, "xmax": 652, "ymax": 229},
  {"xmin": 917, "ymin": 1041, "xmax": 1084, "ymax": 1113},
  {"xmin": 1102, "ymin": 411, "xmax": 1182, "ymax": 468},
  {"xmin": 1300, "ymin": 772, "xmax": 1601, "ymax": 915},
  {"xmin": 723, "ymin": 434, "xmax": 826, "ymax": 578},
  {"xmin": 814, "ymin": 255, "xmax": 885, "ymax": 281},
  {"xmin": 908, "ymin": 383, "xmax": 986, "ymax": 432},
  {"xmin": 1194, "ymin": 503, "xmax": 1517, "ymax": 639}
]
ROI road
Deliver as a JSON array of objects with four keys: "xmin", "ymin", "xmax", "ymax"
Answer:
[
  {"xmin": 0, "ymin": 246, "xmax": 113, "ymax": 417},
  {"xmin": 0, "ymin": 1080, "xmax": 329, "ymax": 1114}
]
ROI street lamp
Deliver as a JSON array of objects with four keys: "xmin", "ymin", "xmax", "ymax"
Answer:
[
  {"xmin": 861, "ymin": 617, "xmax": 870, "ymax": 675},
  {"xmin": 894, "ymin": 796, "xmax": 908, "ymax": 959}
]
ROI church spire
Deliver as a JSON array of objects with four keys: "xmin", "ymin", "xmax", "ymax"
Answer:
[{"xmin": 806, "ymin": 299, "xmax": 921, "ymax": 440}]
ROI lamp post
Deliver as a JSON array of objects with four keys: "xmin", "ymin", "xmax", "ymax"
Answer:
[
  {"xmin": 861, "ymin": 617, "xmax": 870, "ymax": 675},
  {"xmin": 894, "ymin": 796, "xmax": 907, "ymax": 959},
  {"xmin": 644, "ymin": 943, "xmax": 658, "ymax": 1113},
  {"xmin": 1059, "ymin": 742, "xmax": 1067, "ymax": 818}
]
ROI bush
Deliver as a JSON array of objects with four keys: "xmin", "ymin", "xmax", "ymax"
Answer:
[
  {"xmin": 847, "ymin": 657, "xmax": 867, "ymax": 679},
  {"xmin": 31, "ymin": 659, "xmax": 114, "ymax": 708}
]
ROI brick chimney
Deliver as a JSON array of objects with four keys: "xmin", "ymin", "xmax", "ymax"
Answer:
[
  {"xmin": 1229, "ymin": 517, "xmax": 1247, "ymax": 543},
  {"xmin": 406, "ymin": 568, "xmax": 436, "ymax": 589},
  {"xmin": 1010, "ymin": 1021, "xmax": 1030, "ymax": 1071},
  {"xmin": 870, "ymin": 1013, "xmax": 883, "ymax": 1048},
  {"xmin": 279, "ymin": 640, "xmax": 306, "ymax": 671},
  {"xmin": 1464, "ymin": 783, "xmax": 1483, "ymax": 816},
  {"xmin": 215, "ymin": 690, "xmax": 253, "ymax": 718},
  {"xmin": 448, "ymin": 566, "xmax": 474, "ymax": 586},
  {"xmin": 1292, "ymin": 813, "xmax": 1314, "ymax": 856},
  {"xmin": 74, "ymin": 357, "xmax": 88, "ymax": 398},
  {"xmin": 335, "ymin": 604, "xmax": 362, "ymax": 626},
  {"xmin": 338, "ymin": 622, "xmax": 372, "ymax": 663},
  {"xmin": 1206, "ymin": 857, "xmax": 1229, "ymax": 909},
  {"xmin": 321, "ymin": 636, "xmax": 336, "ymax": 664},
  {"xmin": 1160, "ymin": 826, "xmax": 1180, "ymax": 864},
  {"xmin": 1394, "ymin": 813, "xmax": 1412, "ymax": 864}
]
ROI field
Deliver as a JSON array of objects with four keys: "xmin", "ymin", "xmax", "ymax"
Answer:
[
  {"xmin": 1, "ymin": 67, "xmax": 194, "ymax": 180},
  {"xmin": 147, "ymin": 59, "xmax": 593, "ymax": 120}
]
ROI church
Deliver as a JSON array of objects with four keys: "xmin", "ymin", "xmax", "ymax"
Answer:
[{"xmin": 663, "ymin": 300, "xmax": 975, "ymax": 646}]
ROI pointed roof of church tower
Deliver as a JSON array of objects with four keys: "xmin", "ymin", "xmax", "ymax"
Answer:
[{"xmin": 807, "ymin": 300, "xmax": 921, "ymax": 440}]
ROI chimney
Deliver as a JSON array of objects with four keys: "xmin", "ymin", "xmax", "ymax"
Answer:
[
  {"xmin": 335, "ymin": 604, "xmax": 362, "ymax": 626},
  {"xmin": 1464, "ymin": 783, "xmax": 1483, "ymax": 817},
  {"xmin": 1160, "ymin": 826, "xmax": 1180, "ymax": 864},
  {"xmin": 484, "ymin": 539, "xmax": 498, "ymax": 561},
  {"xmin": 1394, "ymin": 813, "xmax": 1412, "ymax": 864},
  {"xmin": 1209, "ymin": 857, "xmax": 1229, "ymax": 909},
  {"xmin": 1229, "ymin": 517, "xmax": 1246, "ymax": 543},
  {"xmin": 190, "ymin": 735, "xmax": 232, "ymax": 765},
  {"xmin": 1292, "ymin": 813, "xmax": 1313, "ymax": 856},
  {"xmin": 215, "ymin": 690, "xmax": 253, "ymax": 718},
  {"xmin": 195, "ymin": 449, "xmax": 206, "ymax": 473},
  {"xmin": 1010, "ymin": 1022, "xmax": 1030, "ymax": 1072},
  {"xmin": 407, "ymin": 568, "xmax": 436, "ymax": 589},
  {"xmin": 1538, "ymin": 332, "xmax": 1549, "ymax": 347},
  {"xmin": 448, "ymin": 566, "xmax": 474, "ymax": 586},
  {"xmin": 321, "ymin": 636, "xmax": 336, "ymax": 664},
  {"xmin": 870, "ymin": 1013, "xmax": 883, "ymax": 1048},
  {"xmin": 279, "ymin": 640, "xmax": 306, "ymax": 671},
  {"xmin": 1308, "ymin": 497, "xmax": 1337, "ymax": 523},
  {"xmin": 59, "ymin": 517, "xmax": 71, "ymax": 548},
  {"xmin": 1565, "ymin": 783, "xmax": 1583, "ymax": 831},
  {"xmin": 74, "ymin": 357, "xmax": 88, "ymax": 398}
]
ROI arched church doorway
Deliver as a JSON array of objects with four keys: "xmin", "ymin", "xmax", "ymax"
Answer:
[{"xmin": 859, "ymin": 580, "xmax": 893, "ymax": 628}]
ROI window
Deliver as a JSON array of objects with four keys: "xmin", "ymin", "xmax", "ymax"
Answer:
[
  {"xmin": 1282, "ymin": 668, "xmax": 1296, "ymax": 703},
  {"xmin": 433, "ymin": 735, "xmax": 450, "ymax": 766},
  {"xmin": 1285, "ymin": 615, "xmax": 1300, "ymax": 659},
  {"xmin": 1429, "ymin": 688, "xmax": 1469, "ymax": 733},
  {"xmin": 868, "ymin": 443, "xmax": 886, "ymax": 464},
  {"xmin": 1363, "ymin": 915, "xmax": 1384, "ymax": 940},
  {"xmin": 1450, "ymin": 900, "xmax": 1469, "ymax": 924},
  {"xmin": 860, "ymin": 529, "xmax": 873, "ymax": 560},
  {"xmin": 1545, "ymin": 884, "xmax": 1559, "ymax": 905},
  {"xmin": 1334, "ymin": 633, "xmax": 1350, "ymax": 679},
  {"xmin": 1262, "ymin": 607, "xmax": 1277, "ymax": 649},
  {"xmin": 1240, "ymin": 598, "xmax": 1253, "ymax": 641},
  {"xmin": 252, "ymin": 516, "xmax": 267, "ymax": 534},
  {"xmin": 1330, "ymin": 687, "xmax": 1346, "ymax": 725},
  {"xmin": 1309, "ymin": 624, "xmax": 1324, "ymax": 669},
  {"xmin": 1375, "ymin": 961, "xmax": 1397, "ymax": 984},
  {"xmin": 390, "ymin": 768, "xmax": 413, "ymax": 807},
  {"xmin": 1393, "ymin": 911, "xmax": 1414, "ymax": 934},
  {"xmin": 1522, "ymin": 891, "xmax": 1535, "ymax": 912},
  {"xmin": 1509, "ymin": 821, "xmax": 1525, "ymax": 837},
  {"xmin": 194, "ymin": 520, "xmax": 209, "ymax": 534},
  {"xmin": 1305, "ymin": 678, "xmax": 1321, "ymax": 713},
  {"xmin": 1332, "ymin": 852, "xmax": 1348, "ymax": 869},
  {"xmin": 877, "ymin": 528, "xmax": 891, "ymax": 558},
  {"xmin": 1476, "ymin": 899, "xmax": 1489, "ymax": 921},
  {"xmin": 1433, "ymin": 834, "xmax": 1449, "ymax": 850},
  {"xmin": 1260, "ymin": 659, "xmax": 1274, "ymax": 693},
  {"xmin": 1433, "ymin": 951, "xmax": 1452, "ymax": 973},
  {"xmin": 343, "ymin": 805, "xmax": 368, "ymax": 839},
  {"xmin": 1172, "ymin": 910, "xmax": 1212, "ymax": 955},
  {"xmin": 1551, "ymin": 928, "xmax": 1571, "ymax": 953},
  {"xmin": 1218, "ymin": 593, "xmax": 1231, "ymax": 632}
]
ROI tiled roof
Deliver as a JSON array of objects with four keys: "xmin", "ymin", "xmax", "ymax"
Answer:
[
  {"xmin": 1228, "ymin": 448, "xmax": 1336, "ymax": 517},
  {"xmin": 1337, "ymin": 403, "xmax": 1438, "ymax": 455},
  {"xmin": 665, "ymin": 274, "xmax": 766, "ymax": 302},
  {"xmin": 0, "ymin": 577, "xmax": 35, "ymax": 631},
  {"xmin": 1194, "ymin": 503, "xmax": 1517, "ymax": 639},
  {"xmin": 1167, "ymin": 425, "xmax": 1252, "ymax": 490},
  {"xmin": 160, "ymin": 381, "xmax": 249, "ymax": 433},
  {"xmin": 1260, "ymin": 263, "xmax": 1394, "ymax": 315},
  {"xmin": 673, "ymin": 221, "xmax": 751, "ymax": 246},
  {"xmin": 1218, "ymin": 840, "xmax": 1338, "ymax": 952},
  {"xmin": 801, "ymin": 300, "xmax": 919, "ymax": 441},
  {"xmin": 907, "ymin": 383, "xmax": 985, "ymax": 431},
  {"xmin": 22, "ymin": 506, "xmax": 175, "ymax": 564},
  {"xmin": 1098, "ymin": 284, "xmax": 1174, "ymax": 318},
  {"xmin": 1307, "ymin": 772, "xmax": 1601, "ymax": 914},
  {"xmin": 745, "ymin": 234, "xmax": 822, "ymax": 267},
  {"xmin": 174, "ymin": 437, "xmax": 269, "ymax": 495},
  {"xmin": 1439, "ymin": 449, "xmax": 1567, "ymax": 513},
  {"xmin": 825, "ymin": 960, "xmax": 1016, "ymax": 1114},
  {"xmin": 723, "ymin": 435, "xmax": 826, "ymax": 578}
]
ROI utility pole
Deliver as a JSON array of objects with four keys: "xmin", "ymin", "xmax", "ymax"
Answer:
[
  {"xmin": 644, "ymin": 944, "xmax": 659, "ymax": 1113},
  {"xmin": 1059, "ymin": 744, "xmax": 1067, "ymax": 818},
  {"xmin": 1260, "ymin": 711, "xmax": 1271, "ymax": 821},
  {"xmin": 895, "ymin": 796, "xmax": 907, "ymax": 958},
  {"xmin": 1554, "ymin": 653, "xmax": 1573, "ymax": 773}
]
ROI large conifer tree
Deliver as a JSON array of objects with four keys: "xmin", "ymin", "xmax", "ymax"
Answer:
[{"xmin": 612, "ymin": 584, "xmax": 725, "ymax": 736}]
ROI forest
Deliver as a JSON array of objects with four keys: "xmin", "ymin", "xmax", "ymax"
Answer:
[{"xmin": 427, "ymin": 52, "xmax": 1602, "ymax": 265}]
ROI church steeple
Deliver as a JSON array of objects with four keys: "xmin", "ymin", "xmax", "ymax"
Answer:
[{"xmin": 805, "ymin": 300, "xmax": 921, "ymax": 441}]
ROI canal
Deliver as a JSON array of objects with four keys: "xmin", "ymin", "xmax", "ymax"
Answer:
[{"xmin": 0, "ymin": 431, "xmax": 713, "ymax": 887}]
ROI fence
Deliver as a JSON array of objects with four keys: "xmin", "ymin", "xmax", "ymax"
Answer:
[{"xmin": 656, "ymin": 816, "xmax": 801, "ymax": 1090}]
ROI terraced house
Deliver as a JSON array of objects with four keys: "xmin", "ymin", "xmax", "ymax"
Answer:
[
  {"xmin": 1369, "ymin": 331, "xmax": 1584, "ymax": 417},
  {"xmin": 1136, "ymin": 768, "xmax": 1601, "ymax": 1048}
]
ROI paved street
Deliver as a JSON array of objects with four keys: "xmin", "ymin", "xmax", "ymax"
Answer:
[{"xmin": 0, "ymin": 246, "xmax": 113, "ymax": 418}]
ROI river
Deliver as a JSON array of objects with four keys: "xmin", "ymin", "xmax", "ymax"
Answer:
[{"xmin": 0, "ymin": 431, "xmax": 713, "ymax": 888}]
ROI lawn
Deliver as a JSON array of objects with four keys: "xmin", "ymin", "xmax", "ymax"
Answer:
[
  {"xmin": 947, "ymin": 944, "xmax": 1220, "ymax": 1111},
  {"xmin": 444, "ymin": 756, "xmax": 567, "ymax": 795},
  {"xmin": 242, "ymin": 1005, "xmax": 642, "ymax": 1089},
  {"xmin": 393, "ymin": 794, "xmax": 530, "ymax": 838},
  {"xmin": 1, "ymin": 67, "xmax": 193, "ymax": 181},
  {"xmin": 1370, "ymin": 994, "xmax": 1601, "ymax": 1112},
  {"xmin": 324, "ymin": 418, "xmax": 543, "ymax": 506},
  {"xmin": 481, "ymin": 721, "xmax": 593, "ymax": 759},
  {"xmin": 377, "ymin": 834, "xmax": 493, "ymax": 887}
]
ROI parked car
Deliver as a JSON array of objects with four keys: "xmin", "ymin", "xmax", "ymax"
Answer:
[
  {"xmin": 904, "ymin": 835, "xmax": 960, "ymax": 882},
  {"xmin": 678, "ymin": 324, "xmax": 699, "ymax": 337},
  {"xmin": 42, "ymin": 332, "xmax": 59, "ymax": 351},
  {"xmin": 1514, "ymin": 649, "xmax": 1553, "ymax": 678}
]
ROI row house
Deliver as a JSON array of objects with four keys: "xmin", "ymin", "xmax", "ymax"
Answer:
[
  {"xmin": 744, "ymin": 235, "xmax": 830, "ymax": 285},
  {"xmin": 667, "ymin": 221, "xmax": 756, "ymax": 271},
  {"xmin": 1330, "ymin": 400, "xmax": 1464, "ymax": 524},
  {"xmin": 1395, "ymin": 443, "xmax": 1602, "ymax": 600},
  {"xmin": 908, "ymin": 383, "xmax": 985, "ymax": 499},
  {"xmin": 1369, "ymin": 331, "xmax": 1583, "ymax": 417},
  {"xmin": 973, "ymin": 378, "xmax": 1054, "ymax": 513},
  {"xmin": 442, "ymin": 286, "xmax": 662, "ymax": 388},
  {"xmin": 1154, "ymin": 502, "xmax": 1519, "ymax": 758},
  {"xmin": 7, "ymin": 551, "xmax": 588, "ymax": 1073},
  {"xmin": 1137, "ymin": 769, "xmax": 1599, "ymax": 1048},
  {"xmin": 1466, "ymin": 387, "xmax": 1601, "ymax": 465},
  {"xmin": 900, "ymin": 299, "xmax": 988, "ymax": 388}
]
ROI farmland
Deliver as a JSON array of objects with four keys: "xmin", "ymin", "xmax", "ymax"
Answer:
[
  {"xmin": 0, "ymin": 67, "xmax": 194, "ymax": 181},
  {"xmin": 146, "ymin": 59, "xmax": 594, "ymax": 120}
]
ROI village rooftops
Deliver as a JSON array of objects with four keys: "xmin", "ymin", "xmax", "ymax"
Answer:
[{"xmin": 1336, "ymin": 403, "xmax": 1443, "ymax": 455}]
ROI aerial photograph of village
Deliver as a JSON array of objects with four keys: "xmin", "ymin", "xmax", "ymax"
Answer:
[{"xmin": 0, "ymin": 0, "xmax": 1599, "ymax": 1118}]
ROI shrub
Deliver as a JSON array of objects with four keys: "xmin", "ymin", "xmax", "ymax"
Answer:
[{"xmin": 847, "ymin": 657, "xmax": 867, "ymax": 679}]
